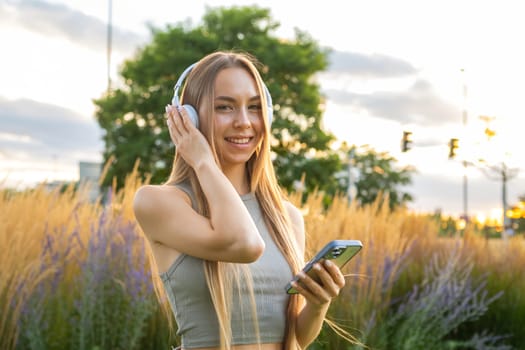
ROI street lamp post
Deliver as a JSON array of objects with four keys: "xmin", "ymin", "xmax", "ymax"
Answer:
[
  {"xmin": 347, "ymin": 148, "xmax": 356, "ymax": 203},
  {"xmin": 107, "ymin": 0, "xmax": 112, "ymax": 93},
  {"xmin": 480, "ymin": 162, "xmax": 519, "ymax": 238},
  {"xmin": 461, "ymin": 68, "xmax": 469, "ymax": 223}
]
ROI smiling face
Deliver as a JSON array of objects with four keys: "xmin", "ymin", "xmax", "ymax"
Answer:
[{"xmin": 208, "ymin": 67, "xmax": 264, "ymax": 171}]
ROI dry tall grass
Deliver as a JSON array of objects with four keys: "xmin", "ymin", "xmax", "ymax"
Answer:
[
  {"xmin": 289, "ymin": 188, "xmax": 525, "ymax": 348},
  {"xmin": 2, "ymin": 168, "xmax": 524, "ymax": 349},
  {"xmin": 0, "ymin": 164, "xmax": 148, "ymax": 350},
  {"xmin": 1, "ymin": 184, "xmax": 95, "ymax": 348},
  {"xmin": 288, "ymin": 190, "xmax": 440, "ymax": 345}
]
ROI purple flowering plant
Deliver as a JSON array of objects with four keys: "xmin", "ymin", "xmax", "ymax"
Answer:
[{"xmin": 16, "ymin": 207, "xmax": 156, "ymax": 350}]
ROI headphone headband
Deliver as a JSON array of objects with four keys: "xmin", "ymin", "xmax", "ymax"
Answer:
[{"xmin": 172, "ymin": 63, "xmax": 197, "ymax": 108}]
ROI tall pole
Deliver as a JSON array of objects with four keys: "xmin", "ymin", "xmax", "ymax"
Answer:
[
  {"xmin": 481, "ymin": 162, "xmax": 519, "ymax": 239},
  {"xmin": 499, "ymin": 163, "xmax": 519, "ymax": 238},
  {"xmin": 502, "ymin": 163, "xmax": 508, "ymax": 234},
  {"xmin": 347, "ymin": 148, "xmax": 355, "ymax": 203},
  {"xmin": 461, "ymin": 68, "xmax": 468, "ymax": 223},
  {"xmin": 107, "ymin": 0, "xmax": 112, "ymax": 93}
]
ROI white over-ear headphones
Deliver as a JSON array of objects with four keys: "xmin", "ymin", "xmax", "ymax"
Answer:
[{"xmin": 172, "ymin": 63, "xmax": 274, "ymax": 128}]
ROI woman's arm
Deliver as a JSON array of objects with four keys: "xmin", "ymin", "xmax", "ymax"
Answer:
[
  {"xmin": 284, "ymin": 201, "xmax": 346, "ymax": 348},
  {"xmin": 132, "ymin": 105, "xmax": 264, "ymax": 263},
  {"xmin": 293, "ymin": 259, "xmax": 345, "ymax": 348}
]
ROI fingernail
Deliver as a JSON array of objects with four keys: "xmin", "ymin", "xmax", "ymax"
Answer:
[
  {"xmin": 313, "ymin": 263, "xmax": 321, "ymax": 271},
  {"xmin": 324, "ymin": 260, "xmax": 333, "ymax": 267}
]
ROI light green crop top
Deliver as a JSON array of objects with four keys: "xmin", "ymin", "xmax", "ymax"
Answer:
[{"xmin": 160, "ymin": 182, "xmax": 294, "ymax": 348}]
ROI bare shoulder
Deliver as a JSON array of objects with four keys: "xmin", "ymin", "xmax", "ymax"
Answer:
[
  {"xmin": 134, "ymin": 183, "xmax": 189, "ymax": 210},
  {"xmin": 132, "ymin": 184, "xmax": 191, "ymax": 237},
  {"xmin": 282, "ymin": 200, "xmax": 305, "ymax": 252}
]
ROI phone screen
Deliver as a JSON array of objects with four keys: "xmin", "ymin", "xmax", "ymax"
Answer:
[{"xmin": 285, "ymin": 240, "xmax": 362, "ymax": 294}]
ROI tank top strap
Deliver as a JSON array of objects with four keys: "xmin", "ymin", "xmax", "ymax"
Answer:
[{"xmin": 171, "ymin": 180, "xmax": 197, "ymax": 210}]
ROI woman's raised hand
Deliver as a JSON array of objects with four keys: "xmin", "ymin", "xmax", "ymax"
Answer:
[{"xmin": 165, "ymin": 104, "xmax": 214, "ymax": 169}]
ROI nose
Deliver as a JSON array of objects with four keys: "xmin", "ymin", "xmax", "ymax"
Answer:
[{"xmin": 233, "ymin": 107, "xmax": 251, "ymax": 129}]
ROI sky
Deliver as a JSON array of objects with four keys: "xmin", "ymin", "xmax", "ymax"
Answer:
[{"xmin": 1, "ymin": 0, "xmax": 524, "ymax": 221}]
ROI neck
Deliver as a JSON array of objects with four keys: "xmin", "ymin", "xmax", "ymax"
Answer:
[{"xmin": 223, "ymin": 163, "xmax": 250, "ymax": 195}]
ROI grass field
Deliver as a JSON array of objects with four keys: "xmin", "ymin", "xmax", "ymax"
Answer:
[{"xmin": 1, "ymin": 170, "xmax": 523, "ymax": 349}]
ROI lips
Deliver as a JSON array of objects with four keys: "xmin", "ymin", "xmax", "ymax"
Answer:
[{"xmin": 225, "ymin": 137, "xmax": 253, "ymax": 144}]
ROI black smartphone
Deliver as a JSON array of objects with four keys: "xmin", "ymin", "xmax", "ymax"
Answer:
[{"xmin": 285, "ymin": 239, "xmax": 363, "ymax": 294}]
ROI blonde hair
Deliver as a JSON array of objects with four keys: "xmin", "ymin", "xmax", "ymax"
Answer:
[{"xmin": 154, "ymin": 51, "xmax": 304, "ymax": 349}]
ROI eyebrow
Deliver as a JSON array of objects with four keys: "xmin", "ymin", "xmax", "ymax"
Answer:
[{"xmin": 214, "ymin": 95, "xmax": 261, "ymax": 102}]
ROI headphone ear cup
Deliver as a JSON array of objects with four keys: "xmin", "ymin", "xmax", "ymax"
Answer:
[
  {"xmin": 263, "ymin": 84, "xmax": 273, "ymax": 125},
  {"xmin": 182, "ymin": 104, "xmax": 199, "ymax": 128},
  {"xmin": 267, "ymin": 105, "xmax": 273, "ymax": 125}
]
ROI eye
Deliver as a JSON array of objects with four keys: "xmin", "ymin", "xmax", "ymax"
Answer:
[
  {"xmin": 215, "ymin": 104, "xmax": 233, "ymax": 112},
  {"xmin": 248, "ymin": 104, "xmax": 262, "ymax": 111}
]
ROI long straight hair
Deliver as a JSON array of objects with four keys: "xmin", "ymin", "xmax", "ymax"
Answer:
[{"xmin": 162, "ymin": 51, "xmax": 304, "ymax": 349}]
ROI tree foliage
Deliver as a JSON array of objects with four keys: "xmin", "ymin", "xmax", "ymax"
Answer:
[
  {"xmin": 336, "ymin": 144, "xmax": 415, "ymax": 210},
  {"xmin": 93, "ymin": 5, "xmax": 414, "ymax": 209},
  {"xmin": 94, "ymin": 5, "xmax": 336, "ymax": 193}
]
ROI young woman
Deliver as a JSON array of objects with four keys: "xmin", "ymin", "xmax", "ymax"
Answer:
[{"xmin": 133, "ymin": 51, "xmax": 346, "ymax": 350}]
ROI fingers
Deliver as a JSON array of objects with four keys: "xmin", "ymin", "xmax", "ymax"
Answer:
[
  {"xmin": 166, "ymin": 104, "xmax": 186, "ymax": 127},
  {"xmin": 291, "ymin": 260, "xmax": 346, "ymax": 306},
  {"xmin": 165, "ymin": 106, "xmax": 177, "ymax": 144},
  {"xmin": 323, "ymin": 259, "xmax": 346, "ymax": 290},
  {"xmin": 166, "ymin": 104, "xmax": 190, "ymax": 144},
  {"xmin": 291, "ymin": 272, "xmax": 331, "ymax": 305}
]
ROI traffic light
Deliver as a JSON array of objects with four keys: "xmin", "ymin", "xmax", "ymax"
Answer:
[
  {"xmin": 448, "ymin": 138, "xmax": 459, "ymax": 159},
  {"xmin": 401, "ymin": 131, "xmax": 412, "ymax": 152}
]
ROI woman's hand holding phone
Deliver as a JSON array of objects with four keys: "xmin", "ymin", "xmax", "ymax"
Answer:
[
  {"xmin": 290, "ymin": 259, "xmax": 346, "ymax": 306},
  {"xmin": 286, "ymin": 240, "xmax": 362, "ymax": 300},
  {"xmin": 165, "ymin": 104, "xmax": 214, "ymax": 170}
]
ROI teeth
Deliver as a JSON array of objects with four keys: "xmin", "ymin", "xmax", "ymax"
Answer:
[{"xmin": 227, "ymin": 137, "xmax": 250, "ymax": 144}]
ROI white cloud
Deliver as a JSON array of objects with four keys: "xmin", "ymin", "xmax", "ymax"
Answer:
[
  {"xmin": 0, "ymin": 0, "xmax": 145, "ymax": 53},
  {"xmin": 0, "ymin": 97, "xmax": 103, "ymax": 157},
  {"xmin": 328, "ymin": 50, "xmax": 418, "ymax": 78},
  {"xmin": 324, "ymin": 79, "xmax": 458, "ymax": 126}
]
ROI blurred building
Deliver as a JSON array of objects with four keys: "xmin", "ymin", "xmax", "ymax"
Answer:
[{"xmin": 79, "ymin": 161, "xmax": 102, "ymax": 202}]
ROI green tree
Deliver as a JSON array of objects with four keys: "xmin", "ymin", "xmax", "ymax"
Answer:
[
  {"xmin": 93, "ymin": 5, "xmax": 339, "ymax": 194},
  {"xmin": 338, "ymin": 144, "xmax": 415, "ymax": 210}
]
